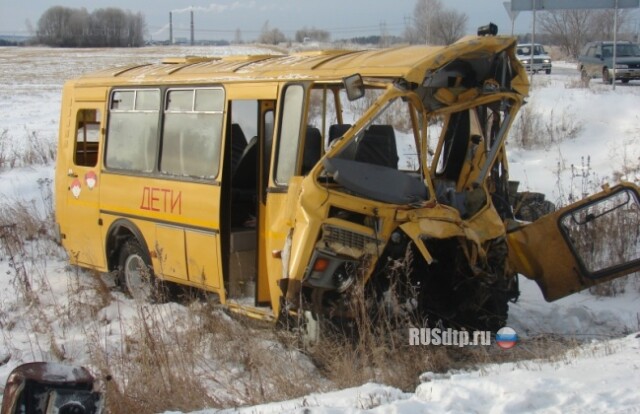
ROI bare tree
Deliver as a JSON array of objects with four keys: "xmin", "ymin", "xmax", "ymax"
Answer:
[
  {"xmin": 36, "ymin": 6, "xmax": 146, "ymax": 47},
  {"xmin": 36, "ymin": 6, "xmax": 73, "ymax": 46},
  {"xmin": 126, "ymin": 11, "xmax": 146, "ymax": 46},
  {"xmin": 68, "ymin": 8, "xmax": 91, "ymax": 47},
  {"xmin": 590, "ymin": 9, "xmax": 633, "ymax": 40},
  {"xmin": 258, "ymin": 20, "xmax": 286, "ymax": 45},
  {"xmin": 539, "ymin": 9, "xmax": 634, "ymax": 59},
  {"xmin": 404, "ymin": 0, "xmax": 439, "ymax": 44},
  {"xmin": 405, "ymin": 0, "xmax": 468, "ymax": 45},
  {"xmin": 538, "ymin": 10, "xmax": 592, "ymax": 58},
  {"xmin": 431, "ymin": 9, "xmax": 468, "ymax": 45}
]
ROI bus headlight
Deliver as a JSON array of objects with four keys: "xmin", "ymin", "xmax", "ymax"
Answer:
[{"xmin": 304, "ymin": 250, "xmax": 356, "ymax": 292}]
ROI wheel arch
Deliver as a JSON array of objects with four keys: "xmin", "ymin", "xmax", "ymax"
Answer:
[{"xmin": 105, "ymin": 218, "xmax": 151, "ymax": 273}]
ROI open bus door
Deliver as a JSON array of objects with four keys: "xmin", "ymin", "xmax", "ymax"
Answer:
[
  {"xmin": 260, "ymin": 84, "xmax": 309, "ymax": 317},
  {"xmin": 256, "ymin": 101, "xmax": 276, "ymax": 308},
  {"xmin": 507, "ymin": 182, "xmax": 640, "ymax": 301},
  {"xmin": 222, "ymin": 87, "xmax": 278, "ymax": 320}
]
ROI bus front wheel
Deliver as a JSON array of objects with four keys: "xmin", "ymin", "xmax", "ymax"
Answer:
[{"xmin": 118, "ymin": 239, "xmax": 166, "ymax": 303}]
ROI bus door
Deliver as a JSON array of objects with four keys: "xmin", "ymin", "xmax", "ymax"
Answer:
[
  {"xmin": 508, "ymin": 183, "xmax": 640, "ymax": 301},
  {"xmin": 223, "ymin": 92, "xmax": 277, "ymax": 307},
  {"xmin": 64, "ymin": 106, "xmax": 105, "ymax": 268},
  {"xmin": 257, "ymin": 101, "xmax": 276, "ymax": 307},
  {"xmin": 262, "ymin": 84, "xmax": 309, "ymax": 315}
]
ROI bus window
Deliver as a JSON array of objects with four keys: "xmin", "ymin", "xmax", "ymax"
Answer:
[
  {"xmin": 263, "ymin": 109, "xmax": 274, "ymax": 191},
  {"xmin": 161, "ymin": 88, "xmax": 224, "ymax": 179},
  {"xmin": 74, "ymin": 109, "xmax": 101, "ymax": 167},
  {"xmin": 308, "ymin": 86, "xmax": 339, "ymax": 148},
  {"xmin": 105, "ymin": 89, "xmax": 159, "ymax": 172},
  {"xmin": 275, "ymin": 85, "xmax": 304, "ymax": 185}
]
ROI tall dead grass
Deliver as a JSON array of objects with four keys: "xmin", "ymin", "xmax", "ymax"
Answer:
[
  {"xmin": 552, "ymin": 139, "xmax": 640, "ymax": 296},
  {"xmin": 84, "ymin": 299, "xmax": 328, "ymax": 413},
  {"xmin": 510, "ymin": 104, "xmax": 581, "ymax": 150},
  {"xmin": 305, "ymin": 282, "xmax": 584, "ymax": 393},
  {"xmin": 0, "ymin": 129, "xmax": 56, "ymax": 170}
]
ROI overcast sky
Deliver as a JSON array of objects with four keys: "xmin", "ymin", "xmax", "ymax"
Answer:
[{"xmin": 0, "ymin": 0, "xmax": 563, "ymax": 41}]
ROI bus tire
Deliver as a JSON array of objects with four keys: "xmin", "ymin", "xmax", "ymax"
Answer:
[{"xmin": 118, "ymin": 239, "xmax": 166, "ymax": 303}]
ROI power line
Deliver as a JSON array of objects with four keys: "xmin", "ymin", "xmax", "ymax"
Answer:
[{"xmin": 148, "ymin": 21, "xmax": 406, "ymax": 37}]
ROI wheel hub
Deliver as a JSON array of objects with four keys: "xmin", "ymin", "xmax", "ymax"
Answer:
[{"xmin": 124, "ymin": 253, "xmax": 152, "ymax": 301}]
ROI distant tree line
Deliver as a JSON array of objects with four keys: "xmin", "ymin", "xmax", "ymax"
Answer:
[
  {"xmin": 32, "ymin": 2, "xmax": 634, "ymax": 53},
  {"xmin": 0, "ymin": 38, "xmax": 20, "ymax": 46},
  {"xmin": 37, "ymin": 6, "xmax": 146, "ymax": 47}
]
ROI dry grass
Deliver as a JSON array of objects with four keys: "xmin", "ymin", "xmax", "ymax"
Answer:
[
  {"xmin": 565, "ymin": 77, "xmax": 592, "ymax": 89},
  {"xmin": 80, "ymin": 296, "xmax": 328, "ymax": 413},
  {"xmin": 510, "ymin": 104, "xmax": 581, "ymax": 150},
  {"xmin": 307, "ymin": 313, "xmax": 584, "ymax": 394},
  {"xmin": 0, "ymin": 129, "xmax": 56, "ymax": 170},
  {"xmin": 552, "ymin": 138, "xmax": 640, "ymax": 296}
]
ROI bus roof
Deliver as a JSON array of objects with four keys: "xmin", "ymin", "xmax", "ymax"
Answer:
[{"xmin": 71, "ymin": 36, "xmax": 524, "ymax": 88}]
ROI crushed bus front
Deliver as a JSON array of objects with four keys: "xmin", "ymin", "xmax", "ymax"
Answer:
[{"xmin": 273, "ymin": 36, "xmax": 640, "ymax": 332}]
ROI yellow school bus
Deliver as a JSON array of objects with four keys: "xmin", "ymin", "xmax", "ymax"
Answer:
[{"xmin": 55, "ymin": 28, "xmax": 640, "ymax": 335}]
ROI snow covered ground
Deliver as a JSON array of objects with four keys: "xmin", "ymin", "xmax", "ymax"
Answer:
[
  {"xmin": 178, "ymin": 332, "xmax": 639, "ymax": 414},
  {"xmin": 0, "ymin": 46, "xmax": 639, "ymax": 414}
]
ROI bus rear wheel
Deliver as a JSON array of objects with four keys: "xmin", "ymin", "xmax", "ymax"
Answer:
[{"xmin": 118, "ymin": 239, "xmax": 166, "ymax": 303}]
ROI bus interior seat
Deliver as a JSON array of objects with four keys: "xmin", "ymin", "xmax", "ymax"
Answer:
[
  {"xmin": 328, "ymin": 123, "xmax": 356, "ymax": 160},
  {"xmin": 231, "ymin": 136, "xmax": 258, "ymax": 227},
  {"xmin": 302, "ymin": 126, "xmax": 322, "ymax": 175},
  {"xmin": 229, "ymin": 123, "xmax": 247, "ymax": 174},
  {"xmin": 233, "ymin": 136, "xmax": 257, "ymax": 189},
  {"xmin": 354, "ymin": 124, "xmax": 399, "ymax": 168},
  {"xmin": 437, "ymin": 110, "xmax": 470, "ymax": 181},
  {"xmin": 328, "ymin": 123, "xmax": 352, "ymax": 144}
]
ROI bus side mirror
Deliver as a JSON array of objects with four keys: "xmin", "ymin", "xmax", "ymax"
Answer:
[{"xmin": 343, "ymin": 74, "xmax": 364, "ymax": 101}]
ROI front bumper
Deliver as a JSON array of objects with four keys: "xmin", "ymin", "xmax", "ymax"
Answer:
[
  {"xmin": 610, "ymin": 68, "xmax": 640, "ymax": 80},
  {"xmin": 523, "ymin": 62, "xmax": 552, "ymax": 72}
]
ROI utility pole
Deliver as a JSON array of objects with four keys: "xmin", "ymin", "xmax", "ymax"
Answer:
[
  {"xmin": 612, "ymin": 0, "xmax": 619, "ymax": 89},
  {"xmin": 190, "ymin": 10, "xmax": 195, "ymax": 46},
  {"xmin": 531, "ymin": 0, "xmax": 536, "ymax": 83},
  {"xmin": 380, "ymin": 21, "xmax": 388, "ymax": 48}
]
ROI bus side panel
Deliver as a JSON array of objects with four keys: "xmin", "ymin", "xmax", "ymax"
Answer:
[
  {"xmin": 186, "ymin": 231, "xmax": 221, "ymax": 289},
  {"xmin": 99, "ymin": 173, "xmax": 223, "ymax": 294}
]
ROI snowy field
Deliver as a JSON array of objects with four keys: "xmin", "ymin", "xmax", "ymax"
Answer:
[{"xmin": 0, "ymin": 46, "xmax": 639, "ymax": 413}]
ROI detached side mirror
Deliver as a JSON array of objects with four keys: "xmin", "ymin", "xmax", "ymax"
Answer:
[
  {"xmin": 343, "ymin": 74, "xmax": 364, "ymax": 101},
  {"xmin": 1, "ymin": 362, "xmax": 103, "ymax": 414}
]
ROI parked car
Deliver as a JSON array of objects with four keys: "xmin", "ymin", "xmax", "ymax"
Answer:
[
  {"xmin": 516, "ymin": 43, "xmax": 552, "ymax": 74},
  {"xmin": 578, "ymin": 41, "xmax": 640, "ymax": 84}
]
